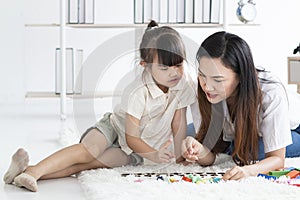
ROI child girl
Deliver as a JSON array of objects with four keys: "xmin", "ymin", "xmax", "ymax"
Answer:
[
  {"xmin": 3, "ymin": 20, "xmax": 196, "ymax": 192},
  {"xmin": 182, "ymin": 31, "xmax": 300, "ymax": 180}
]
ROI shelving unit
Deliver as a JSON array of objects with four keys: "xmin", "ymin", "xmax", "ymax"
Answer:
[
  {"xmin": 24, "ymin": 22, "xmax": 225, "ymax": 105},
  {"xmin": 25, "ymin": 23, "xmax": 259, "ymax": 29},
  {"xmin": 25, "ymin": 23, "xmax": 224, "ymax": 28},
  {"xmin": 26, "ymin": 91, "xmax": 122, "ymax": 99},
  {"xmin": 24, "ymin": 21, "xmax": 227, "ymax": 101},
  {"xmin": 25, "ymin": 0, "xmax": 259, "ymax": 119}
]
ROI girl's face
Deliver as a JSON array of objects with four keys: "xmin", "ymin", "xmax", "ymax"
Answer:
[
  {"xmin": 198, "ymin": 57, "xmax": 239, "ymax": 104},
  {"xmin": 147, "ymin": 55, "xmax": 184, "ymax": 93}
]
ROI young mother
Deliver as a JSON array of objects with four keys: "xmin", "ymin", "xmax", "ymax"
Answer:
[{"xmin": 182, "ymin": 31, "xmax": 300, "ymax": 180}]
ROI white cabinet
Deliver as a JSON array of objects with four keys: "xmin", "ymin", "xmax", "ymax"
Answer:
[{"xmin": 288, "ymin": 57, "xmax": 300, "ymax": 93}]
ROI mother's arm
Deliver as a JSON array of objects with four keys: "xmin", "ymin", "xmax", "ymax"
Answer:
[{"xmin": 222, "ymin": 148, "xmax": 285, "ymax": 180}]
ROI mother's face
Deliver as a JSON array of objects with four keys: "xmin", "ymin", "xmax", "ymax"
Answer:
[{"xmin": 198, "ymin": 57, "xmax": 240, "ymax": 104}]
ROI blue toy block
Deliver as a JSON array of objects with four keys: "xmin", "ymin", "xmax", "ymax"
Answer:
[{"xmin": 257, "ymin": 173, "xmax": 277, "ymax": 180}]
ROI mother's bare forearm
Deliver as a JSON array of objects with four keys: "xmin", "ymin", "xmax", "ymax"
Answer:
[{"xmin": 196, "ymin": 145, "xmax": 216, "ymax": 166}]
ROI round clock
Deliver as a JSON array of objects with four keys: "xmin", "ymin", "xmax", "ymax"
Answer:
[{"xmin": 236, "ymin": 0, "xmax": 257, "ymax": 23}]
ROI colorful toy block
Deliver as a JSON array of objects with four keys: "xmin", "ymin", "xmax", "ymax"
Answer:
[{"xmin": 286, "ymin": 170, "xmax": 300, "ymax": 179}]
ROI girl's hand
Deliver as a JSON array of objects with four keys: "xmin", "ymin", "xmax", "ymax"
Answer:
[
  {"xmin": 181, "ymin": 136, "xmax": 202, "ymax": 162},
  {"xmin": 176, "ymin": 156, "xmax": 193, "ymax": 166},
  {"xmin": 153, "ymin": 139, "xmax": 175, "ymax": 163},
  {"xmin": 222, "ymin": 166, "xmax": 252, "ymax": 180},
  {"xmin": 175, "ymin": 156, "xmax": 193, "ymax": 165}
]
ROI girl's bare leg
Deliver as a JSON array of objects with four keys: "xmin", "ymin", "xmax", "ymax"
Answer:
[
  {"xmin": 40, "ymin": 159, "xmax": 106, "ymax": 179},
  {"xmin": 40, "ymin": 147, "xmax": 133, "ymax": 179},
  {"xmin": 97, "ymin": 147, "xmax": 132, "ymax": 168},
  {"xmin": 13, "ymin": 129, "xmax": 108, "ymax": 192}
]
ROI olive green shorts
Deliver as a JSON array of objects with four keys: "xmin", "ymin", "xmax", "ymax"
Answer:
[
  {"xmin": 80, "ymin": 112, "xmax": 119, "ymax": 147},
  {"xmin": 80, "ymin": 112, "xmax": 143, "ymax": 165}
]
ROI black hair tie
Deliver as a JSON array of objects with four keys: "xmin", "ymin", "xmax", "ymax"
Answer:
[{"xmin": 293, "ymin": 43, "xmax": 300, "ymax": 54}]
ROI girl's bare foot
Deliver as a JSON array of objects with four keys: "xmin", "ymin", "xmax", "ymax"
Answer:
[{"xmin": 3, "ymin": 148, "xmax": 29, "ymax": 184}]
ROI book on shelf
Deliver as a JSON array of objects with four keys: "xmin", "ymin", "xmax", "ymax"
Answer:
[
  {"xmin": 67, "ymin": 0, "xmax": 95, "ymax": 24},
  {"xmin": 194, "ymin": 0, "xmax": 203, "ymax": 23},
  {"xmin": 177, "ymin": 0, "xmax": 185, "ymax": 23},
  {"xmin": 78, "ymin": 0, "xmax": 85, "ymax": 24},
  {"xmin": 55, "ymin": 48, "xmax": 83, "ymax": 94},
  {"xmin": 74, "ymin": 49, "xmax": 83, "ymax": 94},
  {"xmin": 68, "ymin": 0, "xmax": 79, "ymax": 24},
  {"xmin": 134, "ymin": 0, "xmax": 144, "ymax": 23},
  {"xmin": 202, "ymin": 0, "xmax": 210, "ymax": 23},
  {"xmin": 132, "ymin": 0, "xmax": 222, "ymax": 24},
  {"xmin": 185, "ymin": 0, "xmax": 194, "ymax": 23},
  {"xmin": 160, "ymin": 0, "xmax": 168, "ymax": 23},
  {"xmin": 168, "ymin": 0, "xmax": 177, "ymax": 23},
  {"xmin": 152, "ymin": 0, "xmax": 160, "ymax": 23},
  {"xmin": 143, "ymin": 0, "xmax": 152, "ymax": 23},
  {"xmin": 210, "ymin": 0, "xmax": 220, "ymax": 23},
  {"xmin": 85, "ymin": 0, "xmax": 95, "ymax": 24}
]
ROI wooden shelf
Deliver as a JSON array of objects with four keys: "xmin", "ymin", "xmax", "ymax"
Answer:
[
  {"xmin": 25, "ymin": 23, "xmax": 261, "ymax": 29},
  {"xmin": 227, "ymin": 23, "xmax": 260, "ymax": 26},
  {"xmin": 25, "ymin": 23, "xmax": 224, "ymax": 28},
  {"xmin": 26, "ymin": 91, "xmax": 121, "ymax": 99}
]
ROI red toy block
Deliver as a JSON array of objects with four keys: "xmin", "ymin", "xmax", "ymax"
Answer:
[
  {"xmin": 286, "ymin": 170, "xmax": 300, "ymax": 179},
  {"xmin": 182, "ymin": 176, "xmax": 192, "ymax": 182}
]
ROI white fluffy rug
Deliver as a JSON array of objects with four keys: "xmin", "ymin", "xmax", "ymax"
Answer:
[
  {"xmin": 77, "ymin": 154, "xmax": 300, "ymax": 200},
  {"xmin": 59, "ymin": 128, "xmax": 300, "ymax": 199}
]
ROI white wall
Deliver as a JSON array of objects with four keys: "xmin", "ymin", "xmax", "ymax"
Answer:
[
  {"xmin": 0, "ymin": 1, "xmax": 25, "ymax": 103},
  {"xmin": 1, "ymin": 0, "xmax": 300, "ymax": 103}
]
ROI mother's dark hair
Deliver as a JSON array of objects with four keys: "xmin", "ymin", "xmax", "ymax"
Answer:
[{"xmin": 196, "ymin": 31, "xmax": 262, "ymax": 165}]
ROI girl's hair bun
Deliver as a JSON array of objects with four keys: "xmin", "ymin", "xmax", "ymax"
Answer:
[{"xmin": 146, "ymin": 20, "xmax": 159, "ymax": 31}]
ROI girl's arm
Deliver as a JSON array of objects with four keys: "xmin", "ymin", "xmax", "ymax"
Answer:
[
  {"xmin": 125, "ymin": 114, "xmax": 174, "ymax": 163},
  {"xmin": 171, "ymin": 107, "xmax": 187, "ymax": 162},
  {"xmin": 181, "ymin": 136, "xmax": 216, "ymax": 166},
  {"xmin": 223, "ymin": 148, "xmax": 285, "ymax": 180}
]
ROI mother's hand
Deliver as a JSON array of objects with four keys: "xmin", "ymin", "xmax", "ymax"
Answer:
[{"xmin": 222, "ymin": 166, "xmax": 252, "ymax": 180}]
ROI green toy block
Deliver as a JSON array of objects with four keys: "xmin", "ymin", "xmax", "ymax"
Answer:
[{"xmin": 268, "ymin": 170, "xmax": 291, "ymax": 178}]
